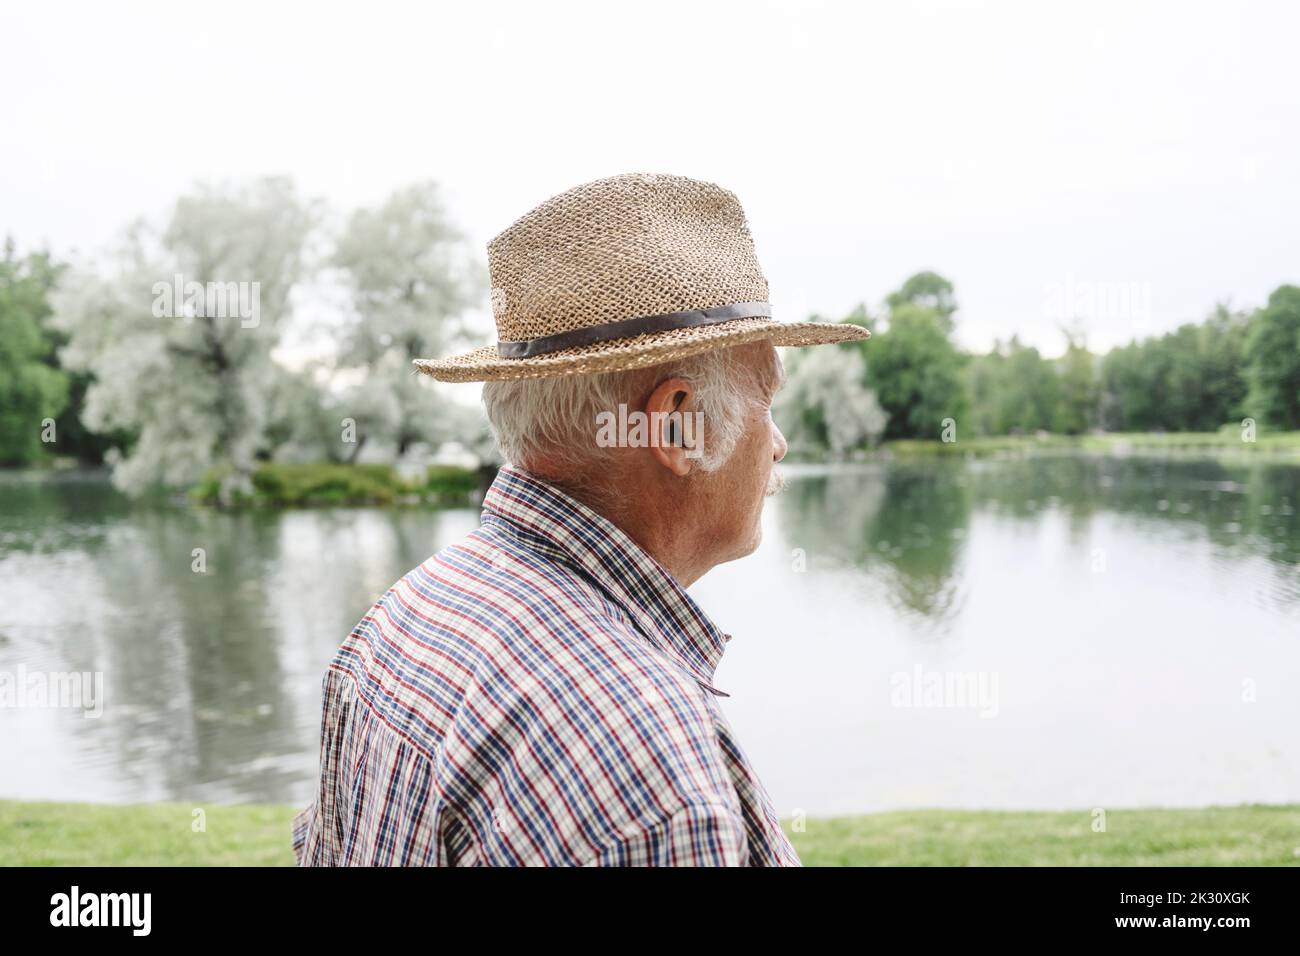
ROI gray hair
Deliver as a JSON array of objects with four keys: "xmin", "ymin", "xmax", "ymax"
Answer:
[{"xmin": 482, "ymin": 345, "xmax": 773, "ymax": 480}]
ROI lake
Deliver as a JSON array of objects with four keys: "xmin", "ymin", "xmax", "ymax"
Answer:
[{"xmin": 1, "ymin": 454, "xmax": 1297, "ymax": 818}]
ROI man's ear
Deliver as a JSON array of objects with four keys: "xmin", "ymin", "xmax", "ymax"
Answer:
[{"xmin": 644, "ymin": 376, "xmax": 696, "ymax": 477}]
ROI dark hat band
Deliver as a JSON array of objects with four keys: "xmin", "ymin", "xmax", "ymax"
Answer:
[{"xmin": 496, "ymin": 301, "xmax": 772, "ymax": 360}]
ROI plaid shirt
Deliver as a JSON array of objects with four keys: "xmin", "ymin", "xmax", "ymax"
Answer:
[{"xmin": 292, "ymin": 465, "xmax": 801, "ymax": 866}]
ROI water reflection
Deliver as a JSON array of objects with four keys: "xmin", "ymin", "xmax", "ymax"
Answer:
[
  {"xmin": 1, "ymin": 454, "xmax": 1297, "ymax": 813},
  {"xmin": 777, "ymin": 455, "xmax": 1300, "ymax": 619},
  {"xmin": 0, "ymin": 473, "xmax": 477, "ymax": 805},
  {"xmin": 778, "ymin": 463, "xmax": 971, "ymax": 623}
]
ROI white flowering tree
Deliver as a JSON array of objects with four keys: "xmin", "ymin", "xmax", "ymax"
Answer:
[
  {"xmin": 50, "ymin": 177, "xmax": 316, "ymax": 499},
  {"xmin": 331, "ymin": 182, "xmax": 486, "ymax": 461},
  {"xmin": 774, "ymin": 342, "xmax": 888, "ymax": 456}
]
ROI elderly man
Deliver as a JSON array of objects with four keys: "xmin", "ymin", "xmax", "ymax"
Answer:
[{"xmin": 292, "ymin": 173, "xmax": 869, "ymax": 866}]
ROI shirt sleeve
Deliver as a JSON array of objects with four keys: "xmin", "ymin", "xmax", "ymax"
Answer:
[
  {"xmin": 579, "ymin": 801, "xmax": 750, "ymax": 867},
  {"xmin": 291, "ymin": 802, "xmax": 316, "ymax": 866},
  {"xmin": 292, "ymin": 667, "xmax": 453, "ymax": 866},
  {"xmin": 292, "ymin": 668, "xmax": 351, "ymax": 867}
]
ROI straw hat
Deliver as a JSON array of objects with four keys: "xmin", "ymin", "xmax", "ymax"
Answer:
[{"xmin": 413, "ymin": 173, "xmax": 870, "ymax": 382}]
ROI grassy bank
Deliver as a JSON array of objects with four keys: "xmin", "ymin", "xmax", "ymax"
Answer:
[
  {"xmin": 881, "ymin": 429, "xmax": 1300, "ymax": 459},
  {"xmin": 2, "ymin": 800, "xmax": 1295, "ymax": 866},
  {"xmin": 190, "ymin": 462, "xmax": 483, "ymax": 507}
]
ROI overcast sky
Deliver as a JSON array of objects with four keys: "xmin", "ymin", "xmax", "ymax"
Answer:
[{"xmin": 3, "ymin": 0, "xmax": 1297, "ymax": 359}]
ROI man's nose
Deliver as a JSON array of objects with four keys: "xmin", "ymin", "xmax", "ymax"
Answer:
[{"xmin": 771, "ymin": 418, "xmax": 788, "ymax": 463}]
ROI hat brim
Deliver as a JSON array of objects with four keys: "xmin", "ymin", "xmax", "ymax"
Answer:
[{"xmin": 413, "ymin": 318, "xmax": 870, "ymax": 383}]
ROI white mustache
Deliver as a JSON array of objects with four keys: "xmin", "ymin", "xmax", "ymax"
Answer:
[{"xmin": 765, "ymin": 468, "xmax": 786, "ymax": 497}]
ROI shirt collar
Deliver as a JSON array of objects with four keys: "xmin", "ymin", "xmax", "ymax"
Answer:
[{"xmin": 479, "ymin": 465, "xmax": 731, "ymax": 697}]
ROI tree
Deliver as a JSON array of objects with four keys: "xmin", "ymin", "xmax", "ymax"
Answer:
[
  {"xmin": 774, "ymin": 343, "xmax": 888, "ymax": 455},
  {"xmin": 1243, "ymin": 285, "xmax": 1300, "ymax": 429},
  {"xmin": 1100, "ymin": 302, "xmax": 1254, "ymax": 432},
  {"xmin": 886, "ymin": 271, "xmax": 957, "ymax": 333},
  {"xmin": 1052, "ymin": 334, "xmax": 1096, "ymax": 435},
  {"xmin": 963, "ymin": 347, "xmax": 1005, "ymax": 437},
  {"xmin": 997, "ymin": 338, "xmax": 1058, "ymax": 433},
  {"xmin": 260, "ymin": 365, "xmax": 350, "ymax": 463},
  {"xmin": 50, "ymin": 177, "xmax": 316, "ymax": 498},
  {"xmin": 1099, "ymin": 340, "xmax": 1161, "ymax": 431},
  {"xmin": 1193, "ymin": 303, "xmax": 1250, "ymax": 428},
  {"xmin": 864, "ymin": 303, "xmax": 967, "ymax": 440},
  {"xmin": 332, "ymin": 183, "xmax": 485, "ymax": 460},
  {"xmin": 0, "ymin": 242, "xmax": 68, "ymax": 464}
]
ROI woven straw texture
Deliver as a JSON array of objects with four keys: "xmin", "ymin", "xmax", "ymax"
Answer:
[{"xmin": 415, "ymin": 172, "xmax": 869, "ymax": 382}]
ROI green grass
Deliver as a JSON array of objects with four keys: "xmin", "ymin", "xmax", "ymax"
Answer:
[
  {"xmin": 0, "ymin": 801, "xmax": 296, "ymax": 866},
  {"xmin": 792, "ymin": 805, "xmax": 1300, "ymax": 866},
  {"xmin": 2, "ymin": 800, "xmax": 1296, "ymax": 866},
  {"xmin": 190, "ymin": 462, "xmax": 482, "ymax": 507},
  {"xmin": 881, "ymin": 430, "xmax": 1300, "ymax": 459}
]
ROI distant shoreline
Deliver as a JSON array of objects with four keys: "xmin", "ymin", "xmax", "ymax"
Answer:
[
  {"xmin": 4, "ymin": 431, "xmax": 1299, "ymax": 507},
  {"xmin": 868, "ymin": 430, "xmax": 1300, "ymax": 461}
]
